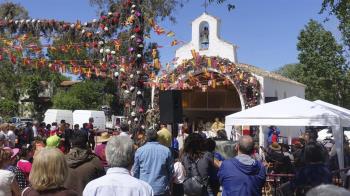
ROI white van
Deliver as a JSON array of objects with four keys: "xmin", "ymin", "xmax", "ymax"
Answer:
[
  {"xmin": 44, "ymin": 109, "xmax": 73, "ymax": 126},
  {"xmin": 73, "ymin": 110, "xmax": 106, "ymax": 130}
]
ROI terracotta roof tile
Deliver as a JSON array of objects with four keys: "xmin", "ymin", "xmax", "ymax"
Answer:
[{"xmin": 238, "ymin": 63, "xmax": 306, "ymax": 87}]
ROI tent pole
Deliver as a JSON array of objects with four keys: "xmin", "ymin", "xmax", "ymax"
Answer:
[
  {"xmin": 259, "ymin": 125, "xmax": 264, "ymax": 155},
  {"xmin": 333, "ymin": 125, "xmax": 345, "ymax": 179}
]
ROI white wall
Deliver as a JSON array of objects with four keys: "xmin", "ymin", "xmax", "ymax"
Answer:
[
  {"xmin": 258, "ymin": 78, "xmax": 305, "ymax": 147},
  {"xmin": 175, "ymin": 13, "xmax": 237, "ymax": 65},
  {"xmin": 263, "ymin": 77, "xmax": 305, "ymax": 101}
]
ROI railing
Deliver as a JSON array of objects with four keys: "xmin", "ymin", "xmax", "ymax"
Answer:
[
  {"xmin": 262, "ymin": 167, "xmax": 350, "ymax": 196},
  {"xmin": 263, "ymin": 174, "xmax": 294, "ymax": 196}
]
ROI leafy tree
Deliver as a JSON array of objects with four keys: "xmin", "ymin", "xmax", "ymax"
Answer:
[
  {"xmin": 0, "ymin": 1, "xmax": 28, "ymax": 20},
  {"xmin": 275, "ymin": 63, "xmax": 304, "ymax": 82},
  {"xmin": 52, "ymin": 92, "xmax": 85, "ymax": 111},
  {"xmin": 90, "ymin": 0, "xmax": 235, "ymax": 28},
  {"xmin": 52, "ymin": 80, "xmax": 107, "ymax": 110},
  {"xmin": 321, "ymin": 0, "xmax": 350, "ymax": 49},
  {"xmin": 0, "ymin": 98, "xmax": 18, "ymax": 118},
  {"xmin": 0, "ymin": 2, "xmax": 68, "ymax": 119},
  {"xmin": 297, "ymin": 20, "xmax": 348, "ymax": 106}
]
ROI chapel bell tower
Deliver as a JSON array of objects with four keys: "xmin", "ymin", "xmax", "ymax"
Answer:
[{"xmin": 175, "ymin": 12, "xmax": 238, "ymax": 65}]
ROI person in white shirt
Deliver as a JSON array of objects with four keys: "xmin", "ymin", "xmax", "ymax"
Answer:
[
  {"xmin": 7, "ymin": 124, "xmax": 16, "ymax": 148},
  {"xmin": 32, "ymin": 121, "xmax": 39, "ymax": 138},
  {"xmin": 119, "ymin": 123, "xmax": 130, "ymax": 137},
  {"xmin": 172, "ymin": 151, "xmax": 185, "ymax": 196},
  {"xmin": 0, "ymin": 148, "xmax": 21, "ymax": 196},
  {"xmin": 83, "ymin": 136, "xmax": 153, "ymax": 196}
]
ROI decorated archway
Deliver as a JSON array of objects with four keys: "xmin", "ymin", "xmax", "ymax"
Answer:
[{"xmin": 156, "ymin": 55, "xmax": 261, "ymax": 110}]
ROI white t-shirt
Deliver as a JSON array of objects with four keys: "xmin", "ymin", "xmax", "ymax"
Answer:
[
  {"xmin": 0, "ymin": 169, "xmax": 15, "ymax": 196},
  {"xmin": 32, "ymin": 126, "xmax": 38, "ymax": 138},
  {"xmin": 173, "ymin": 161, "xmax": 186, "ymax": 184}
]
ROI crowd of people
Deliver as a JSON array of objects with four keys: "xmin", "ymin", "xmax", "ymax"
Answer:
[{"xmin": 1, "ymin": 118, "xmax": 350, "ymax": 196}]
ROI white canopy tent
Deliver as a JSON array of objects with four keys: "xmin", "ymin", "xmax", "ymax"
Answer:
[
  {"xmin": 314, "ymin": 100, "xmax": 350, "ymax": 120},
  {"xmin": 225, "ymin": 96, "xmax": 350, "ymax": 170}
]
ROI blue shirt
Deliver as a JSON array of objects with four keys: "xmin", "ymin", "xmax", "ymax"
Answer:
[
  {"xmin": 133, "ymin": 142, "xmax": 174, "ymax": 195},
  {"xmin": 83, "ymin": 167, "xmax": 153, "ymax": 196},
  {"xmin": 171, "ymin": 138, "xmax": 179, "ymax": 151},
  {"xmin": 218, "ymin": 155, "xmax": 266, "ymax": 196}
]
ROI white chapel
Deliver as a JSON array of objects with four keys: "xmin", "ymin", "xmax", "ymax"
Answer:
[{"xmin": 168, "ymin": 12, "xmax": 306, "ymax": 142}]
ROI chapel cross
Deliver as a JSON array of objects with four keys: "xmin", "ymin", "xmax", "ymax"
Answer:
[{"xmin": 202, "ymin": 0, "xmax": 209, "ymax": 13}]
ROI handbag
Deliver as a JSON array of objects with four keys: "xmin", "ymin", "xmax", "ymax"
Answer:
[{"xmin": 183, "ymin": 159, "xmax": 208, "ymax": 196}]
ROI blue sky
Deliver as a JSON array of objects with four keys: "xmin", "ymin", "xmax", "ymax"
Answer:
[{"xmin": 7, "ymin": 0, "xmax": 340, "ymax": 71}]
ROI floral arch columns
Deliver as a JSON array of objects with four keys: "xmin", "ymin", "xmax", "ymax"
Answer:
[{"xmin": 155, "ymin": 55, "xmax": 261, "ymax": 109}]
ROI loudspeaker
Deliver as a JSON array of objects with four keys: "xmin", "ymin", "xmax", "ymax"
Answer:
[
  {"xmin": 265, "ymin": 97, "xmax": 278, "ymax": 103},
  {"xmin": 159, "ymin": 90, "xmax": 183, "ymax": 123}
]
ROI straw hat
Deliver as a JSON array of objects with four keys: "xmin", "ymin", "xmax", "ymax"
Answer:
[
  {"xmin": 97, "ymin": 132, "xmax": 111, "ymax": 143},
  {"xmin": 269, "ymin": 142, "xmax": 281, "ymax": 151}
]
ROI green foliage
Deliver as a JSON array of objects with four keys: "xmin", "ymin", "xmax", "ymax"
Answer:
[
  {"xmin": 90, "ymin": 0, "xmax": 234, "ymax": 29},
  {"xmin": 0, "ymin": 98, "xmax": 18, "ymax": 118},
  {"xmin": 47, "ymin": 35, "xmax": 90, "ymax": 61},
  {"xmin": 52, "ymin": 80, "xmax": 108, "ymax": 110},
  {"xmin": 321, "ymin": 0, "xmax": 350, "ymax": 49},
  {"xmin": 52, "ymin": 91, "xmax": 84, "ymax": 111},
  {"xmin": 297, "ymin": 20, "xmax": 348, "ymax": 106},
  {"xmin": 275, "ymin": 63, "xmax": 304, "ymax": 82},
  {"xmin": 0, "ymin": 2, "xmax": 28, "ymax": 20},
  {"xmin": 22, "ymin": 75, "xmax": 43, "ymax": 101}
]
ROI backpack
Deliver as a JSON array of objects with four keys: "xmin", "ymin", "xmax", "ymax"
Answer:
[{"xmin": 183, "ymin": 159, "xmax": 208, "ymax": 196}]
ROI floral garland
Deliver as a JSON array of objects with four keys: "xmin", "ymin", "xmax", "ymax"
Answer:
[{"xmin": 150, "ymin": 53, "xmax": 261, "ymax": 109}]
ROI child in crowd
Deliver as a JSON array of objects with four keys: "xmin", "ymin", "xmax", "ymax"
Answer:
[
  {"xmin": 17, "ymin": 145, "xmax": 33, "ymax": 180},
  {"xmin": 173, "ymin": 150, "xmax": 185, "ymax": 196}
]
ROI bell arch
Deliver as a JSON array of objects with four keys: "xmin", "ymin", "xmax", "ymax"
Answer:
[{"xmin": 199, "ymin": 21, "xmax": 210, "ymax": 50}]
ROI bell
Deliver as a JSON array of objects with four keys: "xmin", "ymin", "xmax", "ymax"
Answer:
[
  {"xmin": 201, "ymin": 26, "xmax": 209, "ymax": 45},
  {"xmin": 201, "ymin": 36, "xmax": 209, "ymax": 45}
]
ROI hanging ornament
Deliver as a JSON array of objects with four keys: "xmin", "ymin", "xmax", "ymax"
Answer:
[
  {"xmin": 114, "ymin": 72, "xmax": 119, "ymax": 77},
  {"xmin": 152, "ymin": 49, "xmax": 157, "ymax": 58}
]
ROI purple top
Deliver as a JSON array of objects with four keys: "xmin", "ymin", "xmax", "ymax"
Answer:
[{"xmin": 94, "ymin": 144, "xmax": 107, "ymax": 167}]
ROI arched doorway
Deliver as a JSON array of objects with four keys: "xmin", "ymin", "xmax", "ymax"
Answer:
[
  {"xmin": 181, "ymin": 83, "xmax": 241, "ymax": 122},
  {"xmin": 155, "ymin": 55, "xmax": 261, "ymax": 130}
]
